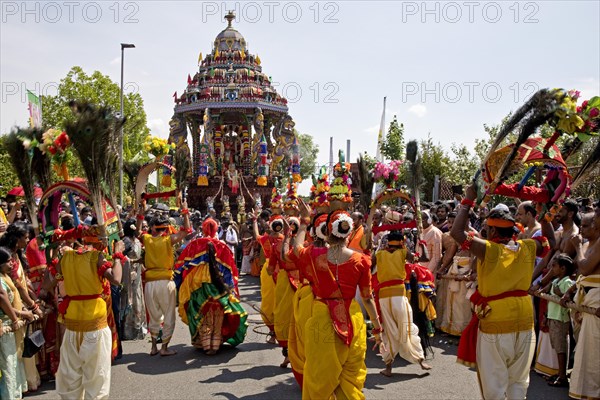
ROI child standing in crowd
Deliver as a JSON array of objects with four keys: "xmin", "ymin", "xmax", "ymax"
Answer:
[{"xmin": 541, "ymin": 254, "xmax": 575, "ymax": 388}]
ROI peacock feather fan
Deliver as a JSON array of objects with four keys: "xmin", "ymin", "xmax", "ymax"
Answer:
[
  {"xmin": 29, "ymin": 128, "xmax": 52, "ymax": 190},
  {"xmin": 65, "ymin": 101, "xmax": 125, "ymax": 228},
  {"xmin": 406, "ymin": 140, "xmax": 418, "ymax": 164},
  {"xmin": 2, "ymin": 129, "xmax": 39, "ymax": 228},
  {"xmin": 124, "ymin": 159, "xmax": 143, "ymax": 194}
]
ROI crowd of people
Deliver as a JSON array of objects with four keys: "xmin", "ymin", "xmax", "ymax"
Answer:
[{"xmin": 0, "ymin": 184, "xmax": 599, "ymax": 400}]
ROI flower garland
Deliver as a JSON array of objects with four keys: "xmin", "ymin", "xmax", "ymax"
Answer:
[
  {"xmin": 327, "ymin": 161, "xmax": 352, "ymax": 204},
  {"xmin": 34, "ymin": 129, "xmax": 72, "ymax": 180},
  {"xmin": 284, "ymin": 180, "xmax": 299, "ymax": 214},
  {"xmin": 310, "ymin": 168, "xmax": 330, "ymax": 210},
  {"xmin": 270, "ymin": 186, "xmax": 283, "ymax": 212},
  {"xmin": 373, "ymin": 160, "xmax": 403, "ymax": 189}
]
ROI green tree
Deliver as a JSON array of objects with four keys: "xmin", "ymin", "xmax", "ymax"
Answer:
[
  {"xmin": 381, "ymin": 115, "xmax": 405, "ymax": 161},
  {"xmin": 446, "ymin": 143, "xmax": 479, "ymax": 185},
  {"xmin": 0, "ymin": 145, "xmax": 20, "ymax": 198},
  {"xmin": 41, "ymin": 66, "xmax": 150, "ymax": 162},
  {"xmin": 419, "ymin": 134, "xmax": 451, "ymax": 201},
  {"xmin": 297, "ymin": 132, "xmax": 319, "ymax": 179}
]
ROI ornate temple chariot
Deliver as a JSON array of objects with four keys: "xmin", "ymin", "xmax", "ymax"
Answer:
[{"xmin": 168, "ymin": 11, "xmax": 299, "ymax": 217}]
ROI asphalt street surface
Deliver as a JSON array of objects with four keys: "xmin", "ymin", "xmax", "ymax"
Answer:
[{"xmin": 29, "ymin": 275, "xmax": 569, "ymax": 399}]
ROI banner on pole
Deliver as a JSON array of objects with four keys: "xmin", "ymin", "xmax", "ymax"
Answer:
[{"xmin": 27, "ymin": 90, "xmax": 42, "ymax": 128}]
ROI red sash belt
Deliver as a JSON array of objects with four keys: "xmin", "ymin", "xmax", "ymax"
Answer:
[
  {"xmin": 58, "ymin": 294, "xmax": 103, "ymax": 315},
  {"xmin": 457, "ymin": 290, "xmax": 528, "ymax": 367}
]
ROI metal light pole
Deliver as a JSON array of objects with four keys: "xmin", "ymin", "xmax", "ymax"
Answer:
[{"xmin": 120, "ymin": 43, "xmax": 135, "ymax": 207}]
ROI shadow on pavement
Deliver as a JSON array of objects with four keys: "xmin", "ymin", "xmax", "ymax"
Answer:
[
  {"xmin": 365, "ymin": 371, "xmax": 430, "ymax": 389},
  {"xmin": 125, "ymin": 342, "xmax": 246, "ymax": 375}
]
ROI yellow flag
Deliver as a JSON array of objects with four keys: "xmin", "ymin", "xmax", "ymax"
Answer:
[
  {"xmin": 240, "ymin": 49, "xmax": 246, "ymax": 60},
  {"xmin": 255, "ymin": 54, "xmax": 261, "ymax": 65},
  {"xmin": 215, "ymin": 48, "xmax": 220, "ymax": 58},
  {"xmin": 197, "ymin": 52, "xmax": 203, "ymax": 65}
]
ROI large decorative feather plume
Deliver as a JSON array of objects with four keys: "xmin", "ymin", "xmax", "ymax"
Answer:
[
  {"xmin": 482, "ymin": 89, "xmax": 556, "ymax": 167},
  {"xmin": 124, "ymin": 159, "xmax": 143, "ymax": 194},
  {"xmin": 477, "ymin": 89, "xmax": 565, "ymax": 205},
  {"xmin": 3, "ymin": 129, "xmax": 39, "ymax": 229},
  {"xmin": 65, "ymin": 101, "xmax": 124, "ymax": 231},
  {"xmin": 29, "ymin": 128, "xmax": 52, "ymax": 190},
  {"xmin": 406, "ymin": 139, "xmax": 424, "ymax": 244}
]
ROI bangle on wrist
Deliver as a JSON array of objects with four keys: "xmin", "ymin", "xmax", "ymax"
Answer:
[
  {"xmin": 181, "ymin": 208, "xmax": 190, "ymax": 216},
  {"xmin": 461, "ymin": 198, "xmax": 475, "ymax": 207},
  {"xmin": 112, "ymin": 252, "xmax": 127, "ymax": 264},
  {"xmin": 136, "ymin": 214, "xmax": 145, "ymax": 221},
  {"xmin": 461, "ymin": 231, "xmax": 476, "ymax": 251}
]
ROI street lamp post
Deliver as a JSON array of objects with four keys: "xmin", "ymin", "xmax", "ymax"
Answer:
[{"xmin": 120, "ymin": 43, "xmax": 135, "ymax": 208}]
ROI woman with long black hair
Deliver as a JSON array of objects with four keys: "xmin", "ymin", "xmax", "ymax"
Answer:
[{"xmin": 0, "ymin": 223, "xmax": 42, "ymax": 391}]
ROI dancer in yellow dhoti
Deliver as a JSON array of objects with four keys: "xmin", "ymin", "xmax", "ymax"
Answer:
[
  {"xmin": 55, "ymin": 238, "xmax": 124, "ymax": 399},
  {"xmin": 451, "ymin": 185, "xmax": 554, "ymax": 400},
  {"xmin": 372, "ymin": 231, "xmax": 431, "ymax": 377},
  {"xmin": 137, "ymin": 201, "xmax": 190, "ymax": 357}
]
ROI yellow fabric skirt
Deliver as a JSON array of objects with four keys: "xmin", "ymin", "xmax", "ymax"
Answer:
[
  {"xmin": 260, "ymin": 260, "xmax": 276, "ymax": 331},
  {"xmin": 289, "ymin": 284, "xmax": 314, "ymax": 384},
  {"xmin": 303, "ymin": 300, "xmax": 367, "ymax": 400},
  {"xmin": 274, "ymin": 270, "xmax": 295, "ymax": 346}
]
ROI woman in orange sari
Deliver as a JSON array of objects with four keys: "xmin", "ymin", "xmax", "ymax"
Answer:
[
  {"xmin": 284, "ymin": 201, "xmax": 383, "ymax": 400},
  {"xmin": 252, "ymin": 213, "xmax": 280, "ymax": 344},
  {"xmin": 283, "ymin": 213, "xmax": 327, "ymax": 387}
]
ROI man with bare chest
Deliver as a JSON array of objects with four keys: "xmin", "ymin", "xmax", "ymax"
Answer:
[
  {"xmin": 516, "ymin": 201, "xmax": 541, "ymax": 239},
  {"xmin": 561, "ymin": 207, "xmax": 600, "ymax": 399}
]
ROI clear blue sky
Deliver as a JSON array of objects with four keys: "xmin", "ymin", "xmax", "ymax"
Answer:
[{"xmin": 2, "ymin": 1, "xmax": 599, "ymax": 193}]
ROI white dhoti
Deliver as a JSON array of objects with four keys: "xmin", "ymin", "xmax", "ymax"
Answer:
[
  {"xmin": 569, "ymin": 286, "xmax": 600, "ymax": 400},
  {"xmin": 144, "ymin": 280, "xmax": 177, "ymax": 343},
  {"xmin": 441, "ymin": 257, "xmax": 472, "ymax": 335},
  {"xmin": 533, "ymin": 330, "xmax": 559, "ymax": 377},
  {"xmin": 56, "ymin": 326, "xmax": 112, "ymax": 400},
  {"xmin": 379, "ymin": 295, "xmax": 424, "ymax": 365},
  {"xmin": 476, "ymin": 329, "xmax": 535, "ymax": 400}
]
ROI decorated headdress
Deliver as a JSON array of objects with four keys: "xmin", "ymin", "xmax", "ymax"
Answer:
[
  {"xmin": 327, "ymin": 150, "xmax": 353, "ymax": 210},
  {"xmin": 327, "ymin": 210, "xmax": 353, "ymax": 239},
  {"xmin": 269, "ymin": 214, "xmax": 284, "ymax": 232},
  {"xmin": 284, "ymin": 180, "xmax": 299, "ymax": 216},
  {"xmin": 310, "ymin": 166, "xmax": 330, "ymax": 213},
  {"xmin": 287, "ymin": 216, "xmax": 300, "ymax": 235},
  {"xmin": 270, "ymin": 180, "xmax": 284, "ymax": 214},
  {"xmin": 311, "ymin": 213, "xmax": 328, "ymax": 240}
]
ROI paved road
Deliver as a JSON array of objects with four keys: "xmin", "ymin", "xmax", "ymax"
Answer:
[{"xmin": 29, "ymin": 275, "xmax": 569, "ymax": 399}]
